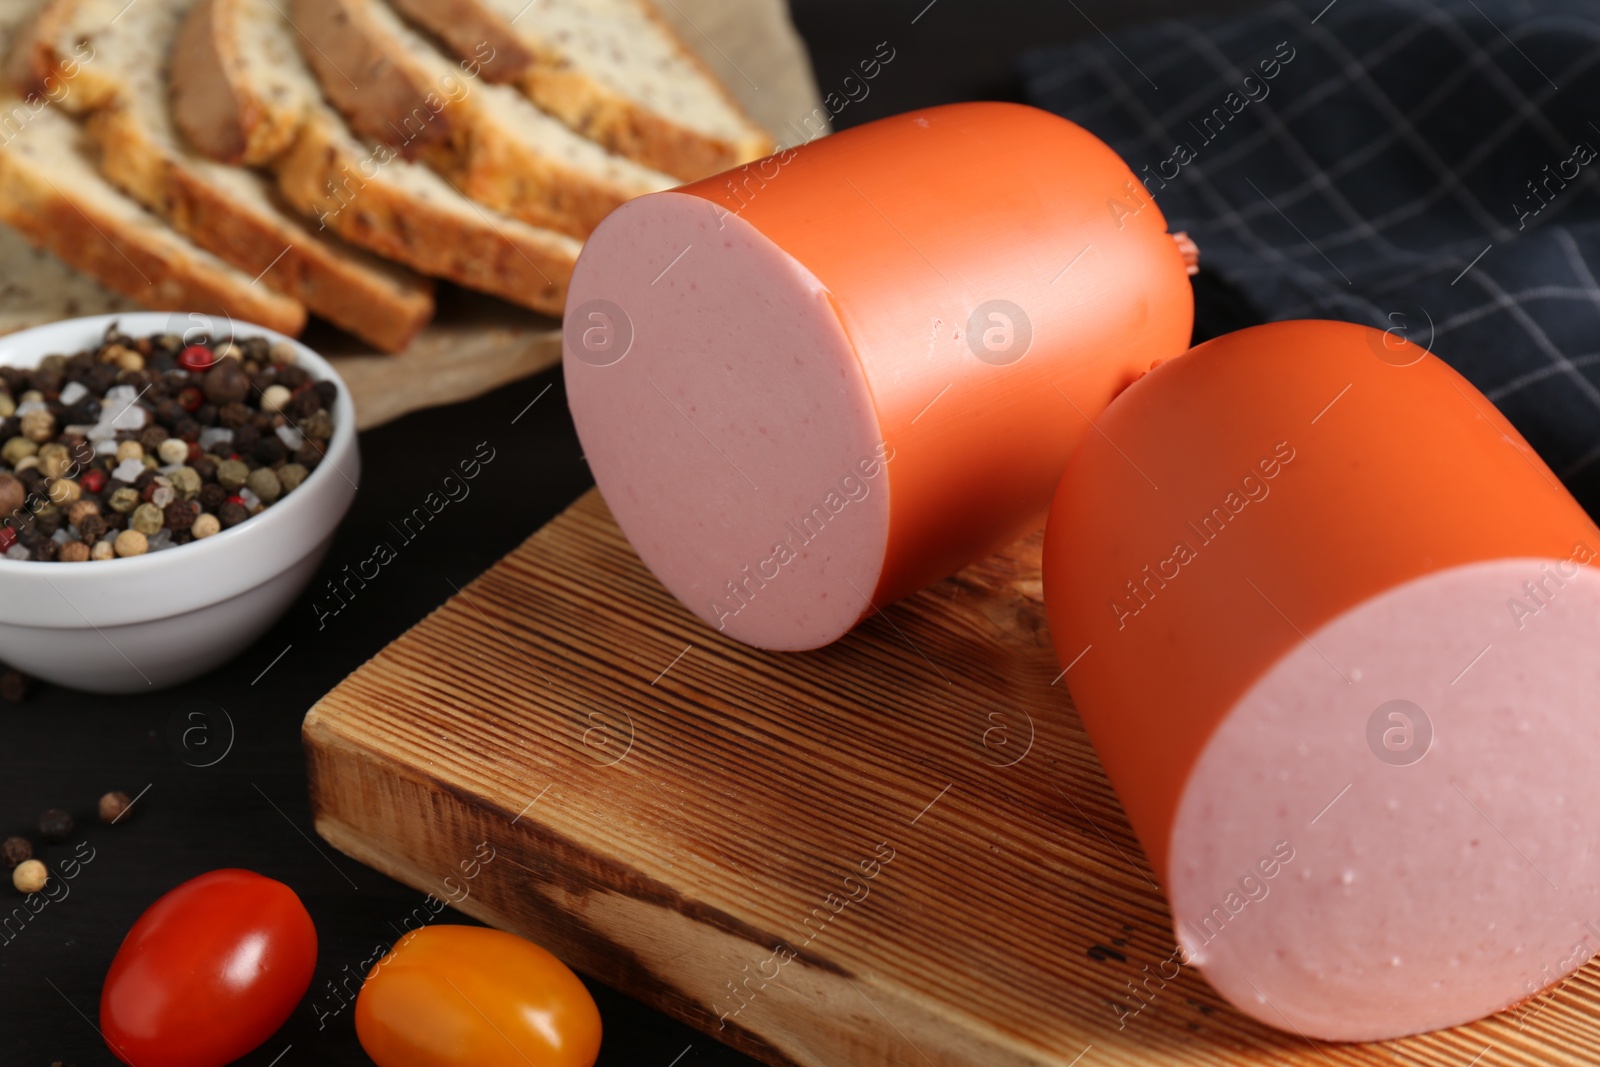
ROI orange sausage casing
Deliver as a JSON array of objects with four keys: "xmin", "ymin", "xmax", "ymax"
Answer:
[
  {"xmin": 564, "ymin": 102, "xmax": 1195, "ymax": 649},
  {"xmin": 1043, "ymin": 320, "xmax": 1600, "ymax": 1041}
]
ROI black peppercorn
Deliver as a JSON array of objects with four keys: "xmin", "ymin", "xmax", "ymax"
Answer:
[
  {"xmin": 76, "ymin": 514, "xmax": 107, "ymax": 544},
  {"xmin": 294, "ymin": 441, "xmax": 325, "ymax": 469},
  {"xmin": 174, "ymin": 417, "xmax": 201, "ymax": 442},
  {"xmin": 154, "ymin": 398, "xmax": 183, "ymax": 428},
  {"xmin": 218, "ymin": 501, "xmax": 248, "ymax": 529},
  {"xmin": 201, "ymin": 357, "xmax": 250, "ymax": 406},
  {"xmin": 288, "ymin": 388, "xmax": 322, "ymax": 419},
  {"xmin": 312, "ymin": 380, "xmax": 337, "ymax": 409},
  {"xmin": 38, "ymin": 808, "xmax": 73, "ymax": 843},
  {"xmin": 139, "ymin": 424, "xmax": 169, "ymax": 451},
  {"xmin": 87, "ymin": 363, "xmax": 119, "ymax": 394},
  {"xmin": 164, "ymin": 501, "xmax": 195, "ymax": 532},
  {"xmin": 1, "ymin": 835, "xmax": 30, "ymax": 868},
  {"xmin": 252, "ymin": 435, "xmax": 285, "ymax": 466},
  {"xmin": 276, "ymin": 364, "xmax": 310, "ymax": 390},
  {"xmin": 198, "ymin": 482, "xmax": 228, "ymax": 511},
  {"xmin": 0, "ymin": 670, "xmax": 28, "ymax": 702},
  {"xmin": 194, "ymin": 402, "xmax": 218, "ymax": 426},
  {"xmin": 232, "ymin": 423, "xmax": 260, "ymax": 453},
  {"xmin": 218, "ymin": 402, "xmax": 253, "ymax": 429}
]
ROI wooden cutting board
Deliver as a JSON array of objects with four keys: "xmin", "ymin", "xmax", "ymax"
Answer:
[
  {"xmin": 304, "ymin": 489, "xmax": 1600, "ymax": 1067},
  {"xmin": 0, "ymin": 0, "xmax": 823, "ymax": 430}
]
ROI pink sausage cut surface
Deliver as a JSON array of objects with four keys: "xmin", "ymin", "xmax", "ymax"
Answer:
[
  {"xmin": 564, "ymin": 102, "xmax": 1196, "ymax": 650},
  {"xmin": 1042, "ymin": 319, "xmax": 1600, "ymax": 1041}
]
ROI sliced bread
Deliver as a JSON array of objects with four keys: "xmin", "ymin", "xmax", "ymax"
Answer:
[
  {"xmin": 170, "ymin": 0, "xmax": 579, "ymax": 316},
  {"xmin": 15, "ymin": 0, "xmax": 437, "ymax": 353},
  {"xmin": 277, "ymin": 102, "xmax": 580, "ymax": 316},
  {"xmin": 386, "ymin": 0, "xmax": 772, "ymax": 181},
  {"xmin": 291, "ymin": 0, "xmax": 675, "ymax": 238},
  {"xmin": 169, "ymin": 0, "xmax": 302, "ymax": 165},
  {"xmin": 0, "ymin": 96, "xmax": 307, "ymax": 335}
]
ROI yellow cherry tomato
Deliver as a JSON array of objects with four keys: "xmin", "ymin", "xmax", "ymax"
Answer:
[{"xmin": 355, "ymin": 925, "xmax": 601, "ymax": 1067}]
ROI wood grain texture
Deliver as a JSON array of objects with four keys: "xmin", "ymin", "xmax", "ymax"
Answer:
[{"xmin": 305, "ymin": 489, "xmax": 1600, "ymax": 1067}]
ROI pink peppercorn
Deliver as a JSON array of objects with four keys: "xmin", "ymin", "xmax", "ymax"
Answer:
[{"xmin": 178, "ymin": 345, "xmax": 215, "ymax": 373}]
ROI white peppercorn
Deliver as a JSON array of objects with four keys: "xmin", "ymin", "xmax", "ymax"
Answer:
[
  {"xmin": 157, "ymin": 437, "xmax": 189, "ymax": 465},
  {"xmin": 12, "ymin": 859, "xmax": 46, "ymax": 894},
  {"xmin": 114, "ymin": 529, "xmax": 148, "ymax": 557}
]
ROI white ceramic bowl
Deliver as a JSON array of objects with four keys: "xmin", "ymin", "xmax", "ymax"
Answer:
[{"xmin": 0, "ymin": 313, "xmax": 359, "ymax": 693}]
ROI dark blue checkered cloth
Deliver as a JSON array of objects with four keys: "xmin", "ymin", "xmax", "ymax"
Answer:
[{"xmin": 1023, "ymin": 0, "xmax": 1600, "ymax": 513}]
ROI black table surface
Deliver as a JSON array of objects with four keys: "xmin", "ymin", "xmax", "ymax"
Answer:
[{"xmin": 2, "ymin": 2, "xmax": 1261, "ymax": 1064}]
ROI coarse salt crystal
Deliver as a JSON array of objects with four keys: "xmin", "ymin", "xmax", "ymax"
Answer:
[
  {"xmin": 59, "ymin": 381, "xmax": 88, "ymax": 406},
  {"xmin": 93, "ymin": 438, "xmax": 118, "ymax": 458},
  {"xmin": 108, "ymin": 403, "xmax": 147, "ymax": 431},
  {"xmin": 52, "ymin": 528, "xmax": 70, "ymax": 544},
  {"xmin": 199, "ymin": 427, "xmax": 234, "ymax": 450},
  {"xmin": 152, "ymin": 487, "xmax": 175, "ymax": 508},
  {"xmin": 104, "ymin": 384, "xmax": 138, "ymax": 402},
  {"xmin": 4, "ymin": 544, "xmax": 29, "ymax": 560},
  {"xmin": 112, "ymin": 458, "xmax": 145, "ymax": 482},
  {"xmin": 276, "ymin": 424, "xmax": 304, "ymax": 449},
  {"xmin": 14, "ymin": 399, "xmax": 45, "ymax": 415},
  {"xmin": 238, "ymin": 488, "xmax": 262, "ymax": 511},
  {"xmin": 147, "ymin": 529, "xmax": 173, "ymax": 551}
]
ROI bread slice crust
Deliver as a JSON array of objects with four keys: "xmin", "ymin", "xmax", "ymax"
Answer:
[
  {"xmin": 276, "ymin": 105, "xmax": 577, "ymax": 316},
  {"xmin": 0, "ymin": 100, "xmax": 307, "ymax": 334},
  {"xmin": 387, "ymin": 0, "xmax": 772, "ymax": 180},
  {"xmin": 170, "ymin": 0, "xmax": 578, "ymax": 313},
  {"xmin": 19, "ymin": 0, "xmax": 436, "ymax": 351},
  {"xmin": 292, "ymin": 0, "xmax": 671, "ymax": 238},
  {"xmin": 170, "ymin": 0, "xmax": 300, "ymax": 165}
]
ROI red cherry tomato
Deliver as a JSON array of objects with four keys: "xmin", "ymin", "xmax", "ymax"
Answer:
[
  {"xmin": 356, "ymin": 925, "xmax": 601, "ymax": 1067},
  {"xmin": 101, "ymin": 869, "xmax": 317, "ymax": 1067},
  {"xmin": 178, "ymin": 345, "xmax": 216, "ymax": 372}
]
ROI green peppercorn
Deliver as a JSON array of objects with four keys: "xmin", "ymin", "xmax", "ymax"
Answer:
[
  {"xmin": 1, "ymin": 436, "xmax": 37, "ymax": 466},
  {"xmin": 19, "ymin": 409, "xmax": 54, "ymax": 442},
  {"xmin": 169, "ymin": 466, "xmax": 202, "ymax": 499},
  {"xmin": 246, "ymin": 467, "xmax": 281, "ymax": 504},
  {"xmin": 108, "ymin": 486, "xmax": 141, "ymax": 514},
  {"xmin": 277, "ymin": 463, "xmax": 309, "ymax": 494},
  {"xmin": 37, "ymin": 442, "xmax": 71, "ymax": 480},
  {"xmin": 301, "ymin": 411, "xmax": 334, "ymax": 441},
  {"xmin": 216, "ymin": 458, "xmax": 249, "ymax": 491},
  {"xmin": 130, "ymin": 502, "xmax": 164, "ymax": 535}
]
